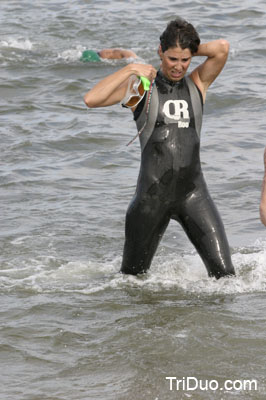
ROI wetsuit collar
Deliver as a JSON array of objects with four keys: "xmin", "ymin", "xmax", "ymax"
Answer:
[{"xmin": 157, "ymin": 69, "xmax": 184, "ymax": 87}]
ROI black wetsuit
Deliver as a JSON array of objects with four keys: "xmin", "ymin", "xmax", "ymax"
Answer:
[{"xmin": 121, "ymin": 70, "xmax": 235, "ymax": 279}]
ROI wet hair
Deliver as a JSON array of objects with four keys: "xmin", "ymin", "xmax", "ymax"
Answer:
[{"xmin": 160, "ymin": 17, "xmax": 200, "ymax": 54}]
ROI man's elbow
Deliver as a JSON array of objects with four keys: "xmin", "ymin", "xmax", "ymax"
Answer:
[
  {"xmin": 83, "ymin": 94, "xmax": 95, "ymax": 108},
  {"xmin": 219, "ymin": 39, "xmax": 230, "ymax": 56}
]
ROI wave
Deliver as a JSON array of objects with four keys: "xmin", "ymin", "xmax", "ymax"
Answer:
[
  {"xmin": 57, "ymin": 46, "xmax": 144, "ymax": 64},
  {"xmin": 0, "ymin": 36, "xmax": 144, "ymax": 66},
  {"xmin": 1, "ymin": 239, "xmax": 266, "ymax": 296},
  {"xmin": 0, "ymin": 38, "xmax": 33, "ymax": 51},
  {"xmin": 57, "ymin": 45, "xmax": 86, "ymax": 62}
]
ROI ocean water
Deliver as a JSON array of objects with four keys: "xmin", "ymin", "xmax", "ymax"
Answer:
[{"xmin": 1, "ymin": 1, "xmax": 266, "ymax": 399}]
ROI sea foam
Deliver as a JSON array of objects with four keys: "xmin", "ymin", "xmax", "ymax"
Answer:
[
  {"xmin": 0, "ymin": 38, "xmax": 33, "ymax": 50},
  {"xmin": 1, "ymin": 239, "xmax": 266, "ymax": 296}
]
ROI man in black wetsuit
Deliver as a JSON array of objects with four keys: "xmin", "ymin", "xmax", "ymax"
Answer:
[{"xmin": 84, "ymin": 17, "xmax": 235, "ymax": 279}]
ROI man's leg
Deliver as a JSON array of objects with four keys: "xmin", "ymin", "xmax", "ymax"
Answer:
[
  {"xmin": 121, "ymin": 196, "xmax": 170, "ymax": 275},
  {"xmin": 179, "ymin": 178, "xmax": 235, "ymax": 279}
]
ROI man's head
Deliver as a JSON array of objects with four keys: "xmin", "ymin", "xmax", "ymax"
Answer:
[
  {"xmin": 160, "ymin": 17, "xmax": 200, "ymax": 55},
  {"xmin": 158, "ymin": 18, "xmax": 200, "ymax": 82}
]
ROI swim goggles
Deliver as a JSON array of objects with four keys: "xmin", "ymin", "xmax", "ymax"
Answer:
[{"xmin": 121, "ymin": 75, "xmax": 145, "ymax": 108}]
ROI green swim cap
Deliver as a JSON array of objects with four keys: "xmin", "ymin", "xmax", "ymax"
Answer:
[{"xmin": 80, "ymin": 50, "xmax": 101, "ymax": 62}]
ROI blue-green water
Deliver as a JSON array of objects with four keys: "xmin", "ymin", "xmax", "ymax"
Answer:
[{"xmin": 1, "ymin": 1, "xmax": 266, "ymax": 399}]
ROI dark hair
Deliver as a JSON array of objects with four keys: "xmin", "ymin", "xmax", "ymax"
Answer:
[{"xmin": 160, "ymin": 17, "xmax": 200, "ymax": 54}]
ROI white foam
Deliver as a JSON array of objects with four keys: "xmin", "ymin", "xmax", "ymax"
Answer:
[
  {"xmin": 81, "ymin": 239, "xmax": 266, "ymax": 296},
  {"xmin": 57, "ymin": 45, "xmax": 85, "ymax": 62},
  {"xmin": 11, "ymin": 236, "xmax": 33, "ymax": 245},
  {"xmin": 0, "ymin": 38, "xmax": 33, "ymax": 50},
  {"xmin": 1, "ymin": 239, "xmax": 266, "ymax": 295}
]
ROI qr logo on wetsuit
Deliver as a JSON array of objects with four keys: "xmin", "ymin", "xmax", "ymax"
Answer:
[{"xmin": 162, "ymin": 100, "xmax": 190, "ymax": 128}]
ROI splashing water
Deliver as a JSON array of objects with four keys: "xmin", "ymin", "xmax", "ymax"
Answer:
[{"xmin": 1, "ymin": 239, "xmax": 266, "ymax": 296}]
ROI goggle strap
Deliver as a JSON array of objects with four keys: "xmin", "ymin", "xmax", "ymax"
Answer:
[{"xmin": 126, "ymin": 78, "xmax": 155, "ymax": 146}]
